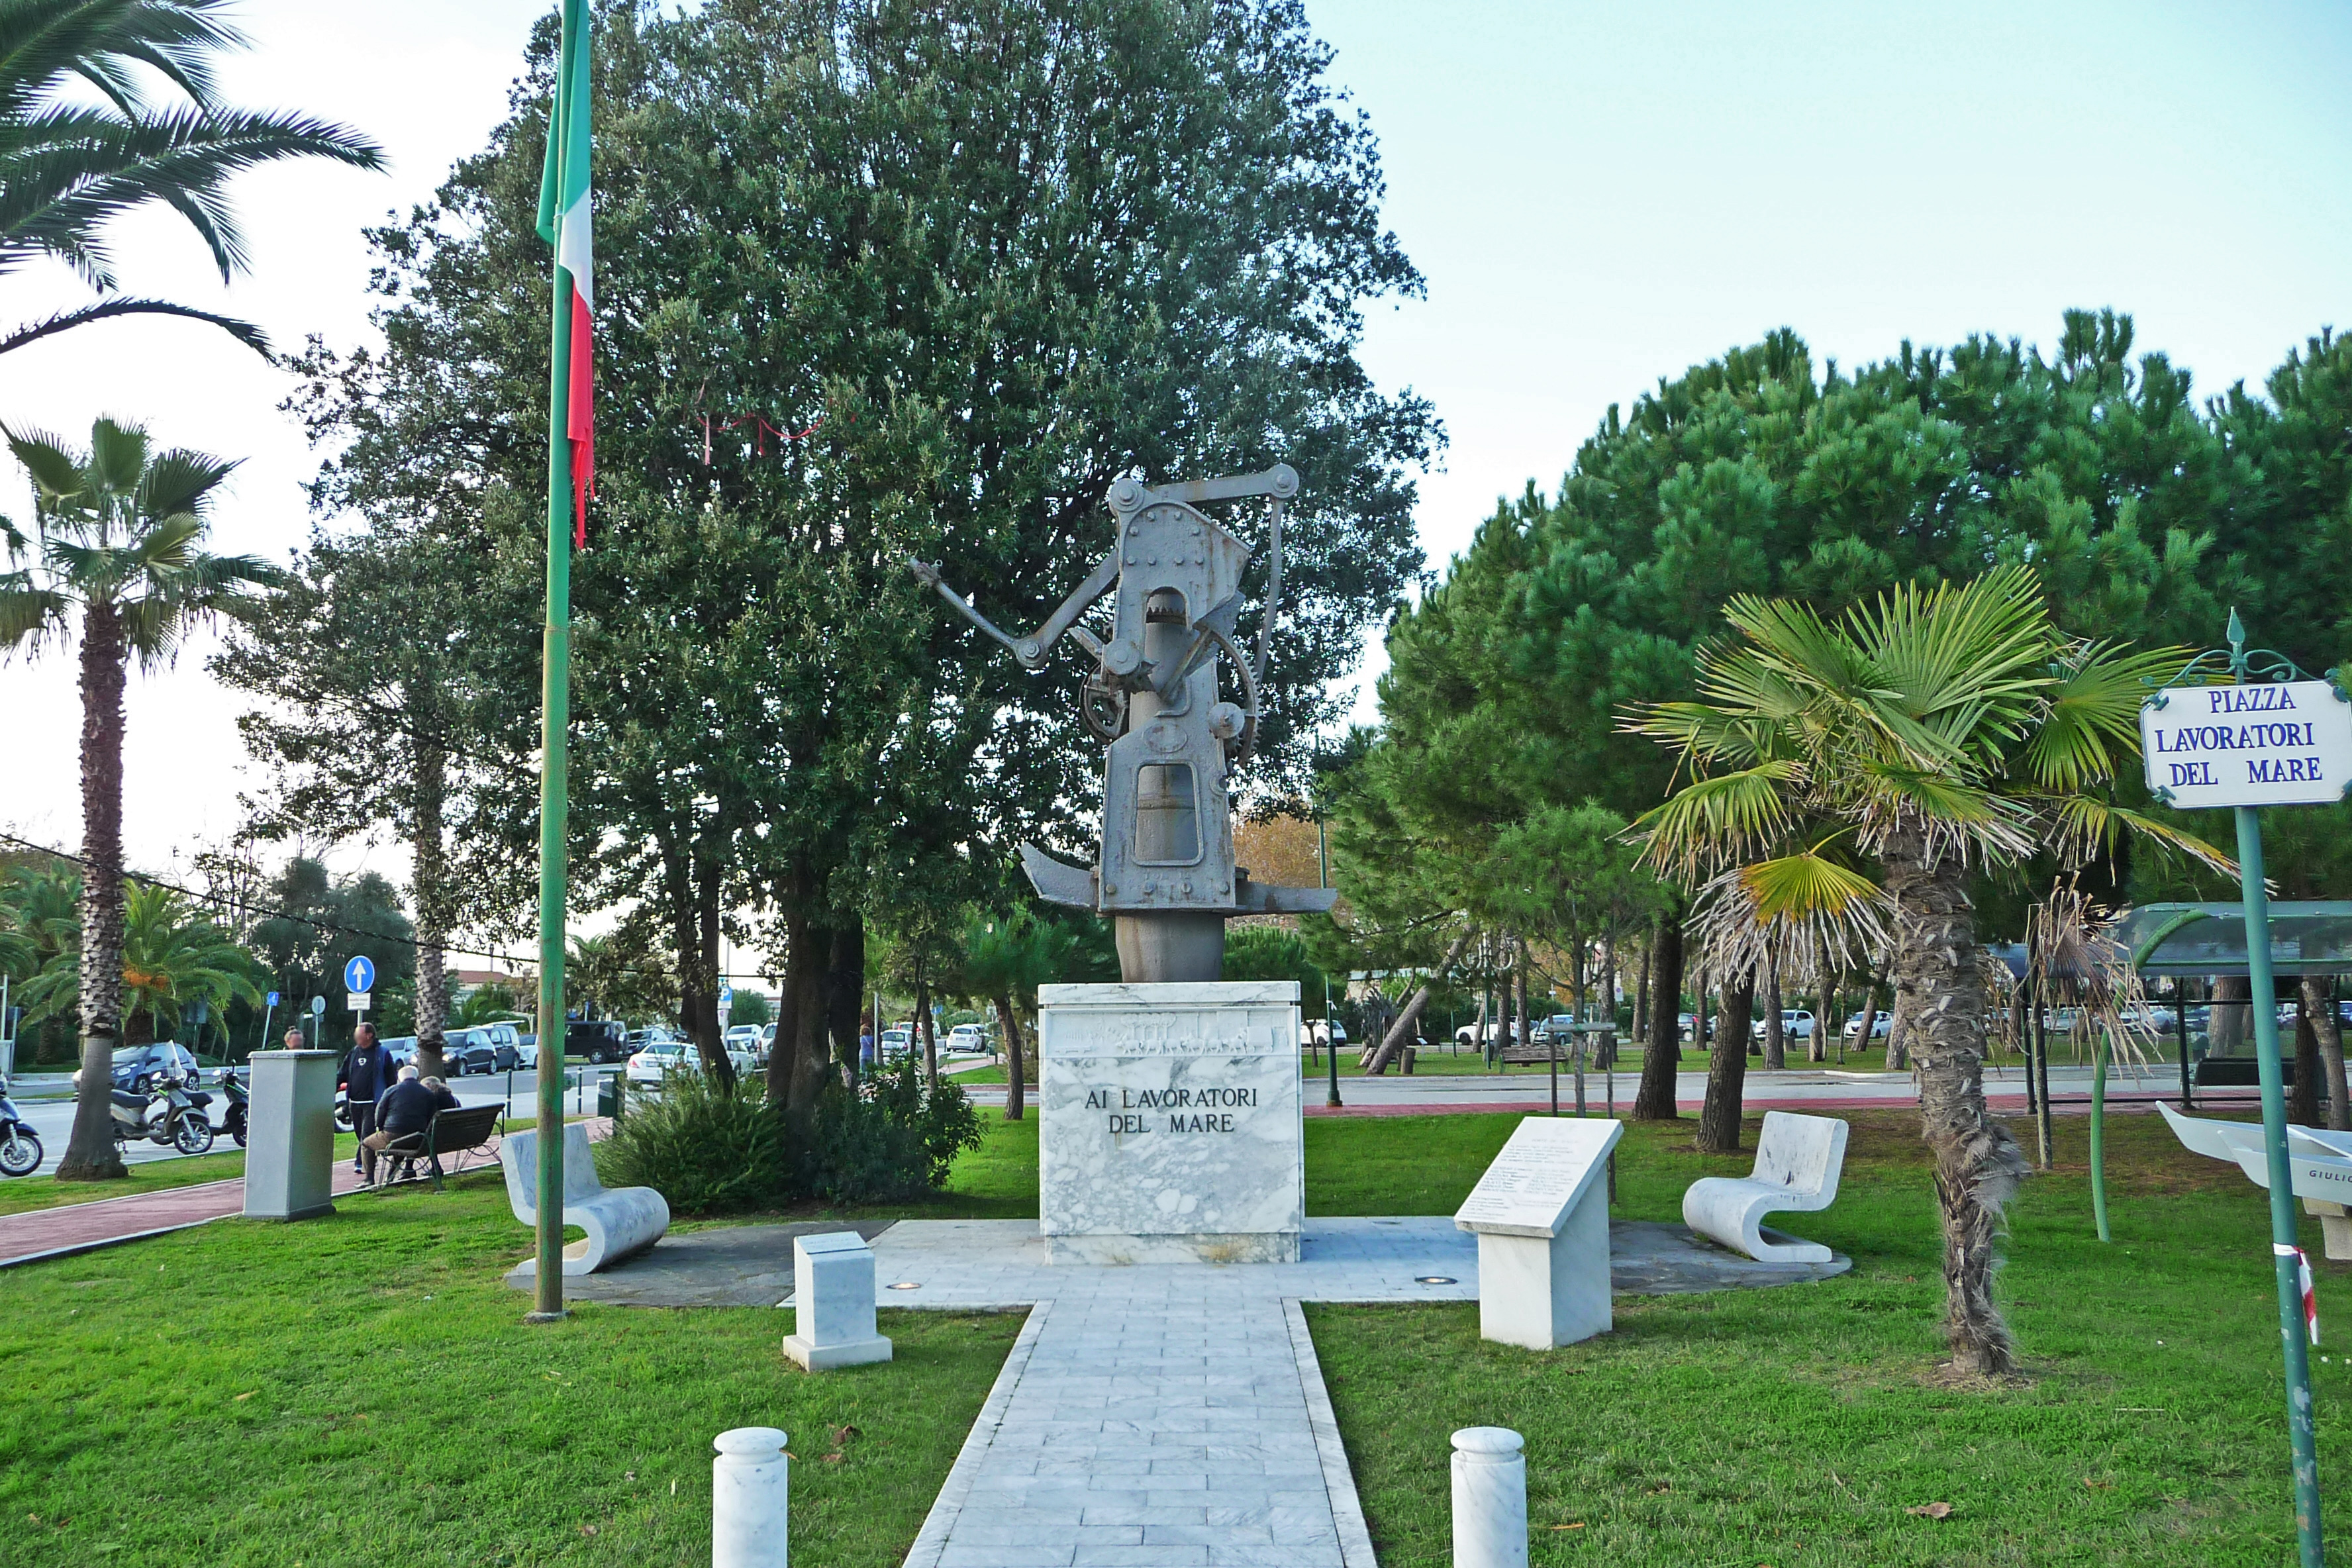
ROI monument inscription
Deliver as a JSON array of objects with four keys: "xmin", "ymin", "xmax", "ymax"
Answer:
[
  {"xmin": 1038, "ymin": 980, "xmax": 1303, "ymax": 1264},
  {"xmin": 1456, "ymin": 1117, "xmax": 1624, "ymax": 1348}
]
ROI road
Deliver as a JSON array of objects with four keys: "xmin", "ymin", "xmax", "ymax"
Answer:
[{"xmin": 7, "ymin": 1064, "xmax": 624, "ymax": 1178}]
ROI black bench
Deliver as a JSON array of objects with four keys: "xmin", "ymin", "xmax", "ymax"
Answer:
[{"xmin": 373, "ymin": 1102, "xmax": 506, "ymax": 1191}]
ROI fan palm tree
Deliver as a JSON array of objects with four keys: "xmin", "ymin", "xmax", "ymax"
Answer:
[
  {"xmin": 0, "ymin": 417, "xmax": 280, "ymax": 1178},
  {"xmin": 1, "ymin": 0, "xmax": 384, "ymax": 358},
  {"xmin": 1625, "ymin": 565, "xmax": 2225, "ymax": 1375}
]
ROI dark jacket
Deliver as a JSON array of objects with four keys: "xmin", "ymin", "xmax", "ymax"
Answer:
[
  {"xmin": 338, "ymin": 1043, "xmax": 397, "ymax": 1103},
  {"xmin": 377, "ymin": 1078, "xmax": 440, "ymax": 1138}
]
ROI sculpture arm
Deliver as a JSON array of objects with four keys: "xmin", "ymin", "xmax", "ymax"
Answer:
[{"xmin": 908, "ymin": 548, "xmax": 1118, "ymax": 671}]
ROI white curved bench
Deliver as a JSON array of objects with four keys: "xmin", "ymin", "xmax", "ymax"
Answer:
[
  {"xmin": 1682, "ymin": 1110, "xmax": 1848, "ymax": 1265},
  {"xmin": 503, "ymin": 1122, "xmax": 669, "ymax": 1275}
]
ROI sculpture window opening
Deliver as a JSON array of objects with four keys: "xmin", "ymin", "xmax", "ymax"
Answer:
[{"xmin": 1134, "ymin": 763, "xmax": 1202, "ymax": 865}]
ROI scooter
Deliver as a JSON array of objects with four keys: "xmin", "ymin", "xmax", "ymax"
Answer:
[
  {"xmin": 0, "ymin": 1080, "xmax": 40, "ymax": 1176},
  {"xmin": 217, "ymin": 1068, "xmax": 249, "ymax": 1148},
  {"xmin": 110, "ymin": 1067, "xmax": 215, "ymax": 1157}
]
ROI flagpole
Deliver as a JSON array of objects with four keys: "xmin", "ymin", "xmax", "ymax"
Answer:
[{"xmin": 528, "ymin": 0, "xmax": 583, "ymax": 1326}]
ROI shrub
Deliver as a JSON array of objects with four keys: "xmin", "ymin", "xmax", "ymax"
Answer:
[
  {"xmin": 803, "ymin": 1055, "xmax": 985, "ymax": 1202},
  {"xmin": 595, "ymin": 1069, "xmax": 788, "ymax": 1215}
]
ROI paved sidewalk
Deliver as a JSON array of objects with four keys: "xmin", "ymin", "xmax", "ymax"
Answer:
[{"xmin": 0, "ymin": 1120, "xmax": 612, "ymax": 1269}]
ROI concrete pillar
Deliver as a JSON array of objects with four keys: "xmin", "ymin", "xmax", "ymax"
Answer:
[
  {"xmin": 781, "ymin": 1231, "xmax": 893, "ymax": 1370},
  {"xmin": 1451, "ymin": 1426, "xmax": 1527, "ymax": 1568},
  {"xmin": 242, "ymin": 1050, "xmax": 338, "ymax": 1220},
  {"xmin": 713, "ymin": 1426, "xmax": 789, "ymax": 1568}
]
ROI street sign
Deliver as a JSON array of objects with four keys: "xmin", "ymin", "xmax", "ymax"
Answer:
[
  {"xmin": 718, "ymin": 983, "xmax": 734, "ymax": 1025},
  {"xmin": 343, "ymin": 954, "xmax": 377, "ymax": 996},
  {"xmin": 349, "ymin": 991, "xmax": 371, "ymax": 1013},
  {"xmin": 310, "ymin": 995, "xmax": 326, "ymax": 1018},
  {"xmin": 2141, "ymin": 678, "xmax": 2352, "ymax": 808},
  {"xmin": 267, "ymin": 991, "xmax": 281, "ymax": 1008}
]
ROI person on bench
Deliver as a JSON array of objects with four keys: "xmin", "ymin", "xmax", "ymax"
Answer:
[{"xmin": 369, "ymin": 1066, "xmax": 459, "ymax": 1183}]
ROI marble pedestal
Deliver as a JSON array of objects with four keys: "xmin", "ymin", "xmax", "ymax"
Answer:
[
  {"xmin": 1037, "ymin": 981, "xmax": 1303, "ymax": 1264},
  {"xmin": 242, "ymin": 1050, "xmax": 338, "ymax": 1221},
  {"xmin": 782, "ymin": 1231, "xmax": 892, "ymax": 1370}
]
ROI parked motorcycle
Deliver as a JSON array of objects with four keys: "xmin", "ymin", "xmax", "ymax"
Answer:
[
  {"xmin": 0, "ymin": 1080, "xmax": 40, "ymax": 1176},
  {"xmin": 110, "ymin": 1067, "xmax": 215, "ymax": 1157},
  {"xmin": 218, "ymin": 1067, "xmax": 249, "ymax": 1148}
]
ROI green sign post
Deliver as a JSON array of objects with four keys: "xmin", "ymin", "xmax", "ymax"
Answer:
[{"xmin": 2142, "ymin": 610, "xmax": 2352, "ymax": 1568}]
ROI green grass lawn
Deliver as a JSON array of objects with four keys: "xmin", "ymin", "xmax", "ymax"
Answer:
[
  {"xmin": 0, "ymin": 1148, "xmax": 251, "ymax": 1216},
  {"xmin": 1306, "ymin": 1108, "xmax": 2352, "ymax": 1566},
  {"xmin": 0, "ymin": 1168, "xmax": 1022, "ymax": 1567},
  {"xmin": 7, "ymin": 1095, "xmax": 2341, "ymax": 1565}
]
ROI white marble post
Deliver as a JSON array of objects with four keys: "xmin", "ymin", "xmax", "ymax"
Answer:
[
  {"xmin": 712, "ymin": 1426, "xmax": 789, "ymax": 1567},
  {"xmin": 1451, "ymin": 1426, "xmax": 1528, "ymax": 1568},
  {"xmin": 1036, "ymin": 981, "xmax": 1303, "ymax": 1263},
  {"xmin": 781, "ymin": 1231, "xmax": 892, "ymax": 1371},
  {"xmin": 242, "ymin": 1050, "xmax": 338, "ymax": 1221},
  {"xmin": 1455, "ymin": 1117, "xmax": 1622, "ymax": 1348}
]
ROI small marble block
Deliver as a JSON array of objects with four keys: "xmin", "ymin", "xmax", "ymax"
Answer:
[{"xmin": 781, "ymin": 1232, "xmax": 892, "ymax": 1371}]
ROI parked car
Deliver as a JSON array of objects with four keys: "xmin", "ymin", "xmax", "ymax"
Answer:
[
  {"xmin": 626, "ymin": 1038, "xmax": 753, "ymax": 1083},
  {"xmin": 446, "ymin": 1025, "xmax": 522, "ymax": 1076},
  {"xmin": 1300, "ymin": 1018, "xmax": 1351, "ymax": 1050},
  {"xmin": 1841, "ymin": 1010, "xmax": 1894, "ymax": 1042},
  {"xmin": 566, "ymin": 1019, "xmax": 629, "ymax": 1063},
  {"xmin": 1453, "ymin": 1020, "xmax": 1524, "ymax": 1048},
  {"xmin": 85, "ymin": 1042, "xmax": 199, "ymax": 1093},
  {"xmin": 1750, "ymin": 1008, "xmax": 1816, "ymax": 1042},
  {"xmin": 946, "ymin": 1023, "xmax": 992, "ymax": 1055}
]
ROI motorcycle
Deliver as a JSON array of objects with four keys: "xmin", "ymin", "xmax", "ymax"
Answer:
[
  {"xmin": 218, "ymin": 1067, "xmax": 249, "ymax": 1148},
  {"xmin": 110, "ymin": 1068, "xmax": 215, "ymax": 1157},
  {"xmin": 0, "ymin": 1080, "xmax": 40, "ymax": 1177}
]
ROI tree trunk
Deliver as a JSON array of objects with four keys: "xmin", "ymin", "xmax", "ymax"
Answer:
[
  {"xmin": 2294, "ymin": 993, "xmax": 2322, "ymax": 1128},
  {"xmin": 826, "ymin": 924, "xmax": 864, "ymax": 1088},
  {"xmin": 1855, "ymin": 952, "xmax": 1890, "ymax": 1063},
  {"xmin": 916, "ymin": 975, "xmax": 938, "ymax": 1087},
  {"xmin": 411, "ymin": 734, "xmax": 452, "ymax": 1083},
  {"xmin": 1599, "ymin": 939, "xmax": 1619, "ymax": 1068},
  {"xmin": 1630, "ymin": 933, "xmax": 1650, "ymax": 1054},
  {"xmin": 1763, "ymin": 948, "xmax": 1785, "ymax": 1070},
  {"xmin": 997, "ymin": 991, "xmax": 1026, "ymax": 1120},
  {"xmin": 1886, "ymin": 979, "xmax": 1914, "ymax": 1071},
  {"xmin": 2303, "ymin": 976, "xmax": 2349, "ymax": 1132},
  {"xmin": 1813, "ymin": 971, "xmax": 1833, "ymax": 1063},
  {"xmin": 2212, "ymin": 974, "xmax": 2251, "ymax": 1055},
  {"xmin": 1886, "ymin": 828, "xmax": 2028, "ymax": 1377},
  {"xmin": 59, "ymin": 604, "xmax": 128, "ymax": 1181},
  {"xmin": 1365, "ymin": 928, "xmax": 1473, "ymax": 1074},
  {"xmin": 1633, "ymin": 916, "xmax": 1684, "ymax": 1120},
  {"xmin": 1698, "ymin": 968, "xmax": 1757, "ymax": 1153},
  {"xmin": 775, "ymin": 911, "xmax": 832, "ymax": 1125}
]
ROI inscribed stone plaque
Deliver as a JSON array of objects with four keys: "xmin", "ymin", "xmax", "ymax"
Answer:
[
  {"xmin": 1037, "ymin": 981, "xmax": 1303, "ymax": 1264},
  {"xmin": 1454, "ymin": 1117, "xmax": 1623, "ymax": 1238}
]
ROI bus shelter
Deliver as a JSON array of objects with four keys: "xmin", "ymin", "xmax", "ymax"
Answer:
[{"xmin": 2110, "ymin": 901, "xmax": 2352, "ymax": 1106}]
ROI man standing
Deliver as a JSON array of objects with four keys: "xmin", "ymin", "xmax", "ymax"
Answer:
[{"xmin": 337, "ymin": 1022, "xmax": 396, "ymax": 1179}]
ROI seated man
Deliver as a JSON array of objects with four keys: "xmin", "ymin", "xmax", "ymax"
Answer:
[{"xmin": 368, "ymin": 1065, "xmax": 442, "ymax": 1181}]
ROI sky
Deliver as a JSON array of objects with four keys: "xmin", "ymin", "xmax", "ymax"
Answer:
[{"xmin": 3, "ymin": 0, "xmax": 2349, "ymax": 938}]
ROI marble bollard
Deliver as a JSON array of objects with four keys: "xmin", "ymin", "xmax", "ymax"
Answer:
[
  {"xmin": 781, "ymin": 1232, "xmax": 892, "ymax": 1371},
  {"xmin": 713, "ymin": 1426, "xmax": 789, "ymax": 1567},
  {"xmin": 1451, "ymin": 1426, "xmax": 1528, "ymax": 1568},
  {"xmin": 1037, "ymin": 981, "xmax": 1304, "ymax": 1264}
]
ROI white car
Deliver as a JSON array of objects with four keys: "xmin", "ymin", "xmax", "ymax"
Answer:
[
  {"xmin": 945, "ymin": 1023, "xmax": 991, "ymax": 1055},
  {"xmin": 1750, "ymin": 1008, "xmax": 1816, "ymax": 1041},
  {"xmin": 1841, "ymin": 1010, "xmax": 1894, "ymax": 1042},
  {"xmin": 879, "ymin": 1028, "xmax": 913, "ymax": 1058},
  {"xmin": 625, "ymin": 1039, "xmax": 755, "ymax": 1083},
  {"xmin": 1299, "ymin": 1019, "xmax": 1349, "ymax": 1050}
]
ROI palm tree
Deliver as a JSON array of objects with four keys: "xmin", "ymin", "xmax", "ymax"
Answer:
[
  {"xmin": 19, "ymin": 879, "xmax": 262, "ymax": 1046},
  {"xmin": 0, "ymin": 0, "xmax": 384, "ymax": 358},
  {"xmin": 1626, "ymin": 565, "xmax": 2224, "ymax": 1375},
  {"xmin": 0, "ymin": 418, "xmax": 279, "ymax": 1178}
]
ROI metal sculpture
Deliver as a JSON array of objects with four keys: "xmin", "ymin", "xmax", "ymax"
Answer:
[{"xmin": 910, "ymin": 465, "xmax": 1336, "ymax": 982}]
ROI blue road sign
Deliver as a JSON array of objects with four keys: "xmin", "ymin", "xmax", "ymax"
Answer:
[
  {"xmin": 267, "ymin": 991, "xmax": 281, "ymax": 1008},
  {"xmin": 344, "ymin": 954, "xmax": 376, "ymax": 995}
]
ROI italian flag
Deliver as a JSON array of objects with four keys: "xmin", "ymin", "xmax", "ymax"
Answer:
[{"xmin": 536, "ymin": 0, "xmax": 593, "ymax": 546}]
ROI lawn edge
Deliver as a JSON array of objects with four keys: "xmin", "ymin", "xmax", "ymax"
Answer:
[
  {"xmin": 901, "ymin": 1297, "xmax": 1054, "ymax": 1568},
  {"xmin": 1287, "ymin": 1297, "xmax": 1379, "ymax": 1568}
]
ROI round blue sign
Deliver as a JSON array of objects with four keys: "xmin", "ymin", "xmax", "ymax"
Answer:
[
  {"xmin": 266, "ymin": 991, "xmax": 280, "ymax": 1008},
  {"xmin": 344, "ymin": 954, "xmax": 376, "ymax": 995}
]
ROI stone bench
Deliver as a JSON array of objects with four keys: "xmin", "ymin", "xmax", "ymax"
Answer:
[
  {"xmin": 502, "ymin": 1121, "xmax": 669, "ymax": 1276},
  {"xmin": 1681, "ymin": 1110, "xmax": 1847, "ymax": 1265},
  {"xmin": 2160, "ymin": 1102, "xmax": 2352, "ymax": 1259}
]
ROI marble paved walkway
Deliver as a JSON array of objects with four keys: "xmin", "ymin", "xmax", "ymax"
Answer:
[{"xmin": 869, "ymin": 1218, "xmax": 1847, "ymax": 1568}]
